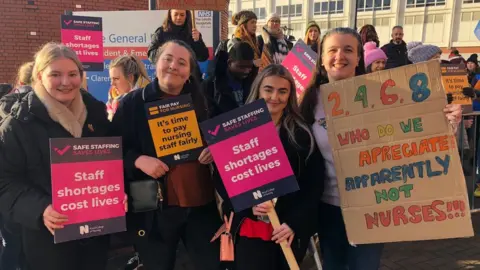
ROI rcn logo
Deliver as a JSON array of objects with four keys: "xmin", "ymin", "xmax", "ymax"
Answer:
[
  {"xmin": 253, "ymin": 190, "xmax": 263, "ymax": 200},
  {"xmin": 79, "ymin": 225, "xmax": 89, "ymax": 235}
]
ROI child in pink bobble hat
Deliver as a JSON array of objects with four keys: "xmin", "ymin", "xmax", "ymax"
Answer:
[{"xmin": 364, "ymin": 41, "xmax": 388, "ymax": 73}]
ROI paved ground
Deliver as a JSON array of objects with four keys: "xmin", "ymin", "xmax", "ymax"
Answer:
[{"xmin": 107, "ymin": 212, "xmax": 480, "ymax": 270}]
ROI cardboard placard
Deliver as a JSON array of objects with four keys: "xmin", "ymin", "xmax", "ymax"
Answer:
[
  {"xmin": 200, "ymin": 99, "xmax": 299, "ymax": 212},
  {"xmin": 440, "ymin": 63, "xmax": 471, "ymax": 105},
  {"xmin": 156, "ymin": 0, "xmax": 226, "ymax": 11},
  {"xmin": 61, "ymin": 15, "xmax": 104, "ymax": 71},
  {"xmin": 145, "ymin": 94, "xmax": 204, "ymax": 165},
  {"xmin": 50, "ymin": 137, "xmax": 126, "ymax": 243},
  {"xmin": 282, "ymin": 39, "xmax": 317, "ymax": 98},
  {"xmin": 321, "ymin": 60, "xmax": 474, "ymax": 244}
]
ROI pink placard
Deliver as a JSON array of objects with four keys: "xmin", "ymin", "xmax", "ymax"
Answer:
[
  {"xmin": 51, "ymin": 159, "xmax": 125, "ymax": 225},
  {"xmin": 61, "ymin": 29, "xmax": 103, "ymax": 63},
  {"xmin": 209, "ymin": 122, "xmax": 294, "ymax": 197}
]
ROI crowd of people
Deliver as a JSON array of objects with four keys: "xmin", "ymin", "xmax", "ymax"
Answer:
[{"xmin": 0, "ymin": 8, "xmax": 477, "ymax": 270}]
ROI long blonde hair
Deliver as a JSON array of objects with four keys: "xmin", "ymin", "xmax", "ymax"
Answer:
[
  {"xmin": 109, "ymin": 55, "xmax": 151, "ymax": 94},
  {"xmin": 246, "ymin": 64, "xmax": 315, "ymax": 157},
  {"xmin": 32, "ymin": 42, "xmax": 84, "ymax": 85},
  {"xmin": 15, "ymin": 61, "xmax": 34, "ymax": 87}
]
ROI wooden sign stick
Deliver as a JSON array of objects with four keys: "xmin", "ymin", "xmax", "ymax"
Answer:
[
  {"xmin": 191, "ymin": 10, "xmax": 196, "ymax": 29},
  {"xmin": 266, "ymin": 200, "xmax": 300, "ymax": 270}
]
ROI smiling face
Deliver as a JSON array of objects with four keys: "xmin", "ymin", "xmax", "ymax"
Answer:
[
  {"xmin": 109, "ymin": 67, "xmax": 133, "ymax": 95},
  {"xmin": 371, "ymin": 59, "xmax": 386, "ymax": 72},
  {"xmin": 38, "ymin": 57, "xmax": 82, "ymax": 106},
  {"xmin": 322, "ymin": 33, "xmax": 360, "ymax": 82},
  {"xmin": 171, "ymin": 9, "xmax": 187, "ymax": 26},
  {"xmin": 258, "ymin": 75, "xmax": 290, "ymax": 117},
  {"xmin": 156, "ymin": 43, "xmax": 191, "ymax": 94}
]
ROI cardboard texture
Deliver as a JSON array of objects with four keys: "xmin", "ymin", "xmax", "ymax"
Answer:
[
  {"xmin": 156, "ymin": 0, "xmax": 225, "ymax": 11},
  {"xmin": 440, "ymin": 63, "xmax": 471, "ymax": 105},
  {"xmin": 321, "ymin": 60, "xmax": 474, "ymax": 244}
]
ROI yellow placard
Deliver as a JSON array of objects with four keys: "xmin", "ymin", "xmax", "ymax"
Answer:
[{"xmin": 148, "ymin": 110, "xmax": 203, "ymax": 158}]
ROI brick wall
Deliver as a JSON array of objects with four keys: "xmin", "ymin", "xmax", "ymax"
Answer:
[
  {"xmin": 220, "ymin": 0, "xmax": 230, "ymax": 40},
  {"xmin": 0, "ymin": 0, "xmax": 148, "ymax": 83}
]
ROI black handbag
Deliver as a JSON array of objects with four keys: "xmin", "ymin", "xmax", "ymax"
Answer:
[{"xmin": 128, "ymin": 179, "xmax": 164, "ymax": 213}]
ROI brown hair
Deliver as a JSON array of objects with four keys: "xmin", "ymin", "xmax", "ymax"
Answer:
[
  {"xmin": 300, "ymin": 27, "xmax": 365, "ymax": 125},
  {"xmin": 162, "ymin": 9, "xmax": 192, "ymax": 33},
  {"xmin": 304, "ymin": 23, "xmax": 321, "ymax": 46},
  {"xmin": 246, "ymin": 64, "xmax": 315, "ymax": 157},
  {"xmin": 154, "ymin": 40, "xmax": 208, "ymax": 121}
]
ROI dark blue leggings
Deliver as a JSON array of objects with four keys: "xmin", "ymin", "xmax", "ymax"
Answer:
[{"xmin": 318, "ymin": 202, "xmax": 384, "ymax": 270}]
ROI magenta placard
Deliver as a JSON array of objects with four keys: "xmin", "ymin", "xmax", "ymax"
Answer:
[
  {"xmin": 51, "ymin": 160, "xmax": 125, "ymax": 224},
  {"xmin": 61, "ymin": 15, "xmax": 104, "ymax": 71},
  {"xmin": 209, "ymin": 122, "xmax": 294, "ymax": 197},
  {"xmin": 282, "ymin": 40, "xmax": 317, "ymax": 97},
  {"xmin": 61, "ymin": 29, "xmax": 103, "ymax": 63},
  {"xmin": 50, "ymin": 136, "xmax": 125, "ymax": 243}
]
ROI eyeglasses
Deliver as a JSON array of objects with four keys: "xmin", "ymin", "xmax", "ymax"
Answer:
[{"xmin": 270, "ymin": 20, "xmax": 281, "ymax": 24}]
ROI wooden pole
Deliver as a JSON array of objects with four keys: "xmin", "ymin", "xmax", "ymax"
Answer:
[
  {"xmin": 266, "ymin": 201, "xmax": 300, "ymax": 270},
  {"xmin": 191, "ymin": 10, "xmax": 196, "ymax": 29}
]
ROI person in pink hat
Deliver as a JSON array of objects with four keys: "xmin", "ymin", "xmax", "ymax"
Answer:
[{"xmin": 364, "ymin": 41, "xmax": 388, "ymax": 73}]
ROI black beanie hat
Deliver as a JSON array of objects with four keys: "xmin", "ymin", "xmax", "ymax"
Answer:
[
  {"xmin": 229, "ymin": 42, "xmax": 254, "ymax": 61},
  {"xmin": 467, "ymin": 54, "xmax": 478, "ymax": 66}
]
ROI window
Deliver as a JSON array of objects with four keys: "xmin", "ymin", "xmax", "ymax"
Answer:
[
  {"xmin": 357, "ymin": 18, "xmax": 373, "ymax": 28},
  {"xmin": 464, "ymin": 0, "xmax": 480, "ymax": 3},
  {"xmin": 404, "ymin": 15, "xmax": 424, "ymax": 25},
  {"xmin": 406, "ymin": 0, "xmax": 445, "ymax": 8},
  {"xmin": 252, "ymin": 7, "xmax": 266, "ymax": 19},
  {"xmin": 373, "ymin": 17, "xmax": 390, "ymax": 26},
  {"xmin": 228, "ymin": 10, "xmax": 232, "ymax": 18},
  {"xmin": 276, "ymin": 4, "xmax": 302, "ymax": 17},
  {"xmin": 358, "ymin": 0, "xmax": 390, "ymax": 11},
  {"xmin": 289, "ymin": 23, "xmax": 304, "ymax": 38},
  {"xmin": 313, "ymin": 0, "xmax": 344, "ymax": 15},
  {"xmin": 461, "ymin": 12, "xmax": 480, "ymax": 21}
]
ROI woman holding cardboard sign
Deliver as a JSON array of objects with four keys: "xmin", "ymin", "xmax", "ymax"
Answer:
[
  {"xmin": 299, "ymin": 27, "xmax": 462, "ymax": 270},
  {"xmin": 213, "ymin": 64, "xmax": 326, "ymax": 270},
  {"xmin": 111, "ymin": 40, "xmax": 221, "ymax": 270},
  {"xmin": 0, "ymin": 42, "xmax": 118, "ymax": 270}
]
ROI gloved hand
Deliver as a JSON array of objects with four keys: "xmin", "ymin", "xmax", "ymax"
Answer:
[
  {"xmin": 446, "ymin": 93, "xmax": 453, "ymax": 104},
  {"xmin": 462, "ymin": 87, "xmax": 475, "ymax": 99}
]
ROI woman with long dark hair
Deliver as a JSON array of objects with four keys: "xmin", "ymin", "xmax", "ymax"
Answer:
[
  {"xmin": 214, "ymin": 64, "xmax": 326, "ymax": 270},
  {"xmin": 148, "ymin": 10, "xmax": 209, "ymax": 79},
  {"xmin": 112, "ymin": 40, "xmax": 221, "ymax": 270}
]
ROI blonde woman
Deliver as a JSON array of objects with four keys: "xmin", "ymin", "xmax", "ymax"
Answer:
[
  {"xmin": 304, "ymin": 21, "xmax": 321, "ymax": 53},
  {"xmin": 107, "ymin": 55, "xmax": 151, "ymax": 120},
  {"xmin": 0, "ymin": 42, "xmax": 115, "ymax": 270}
]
